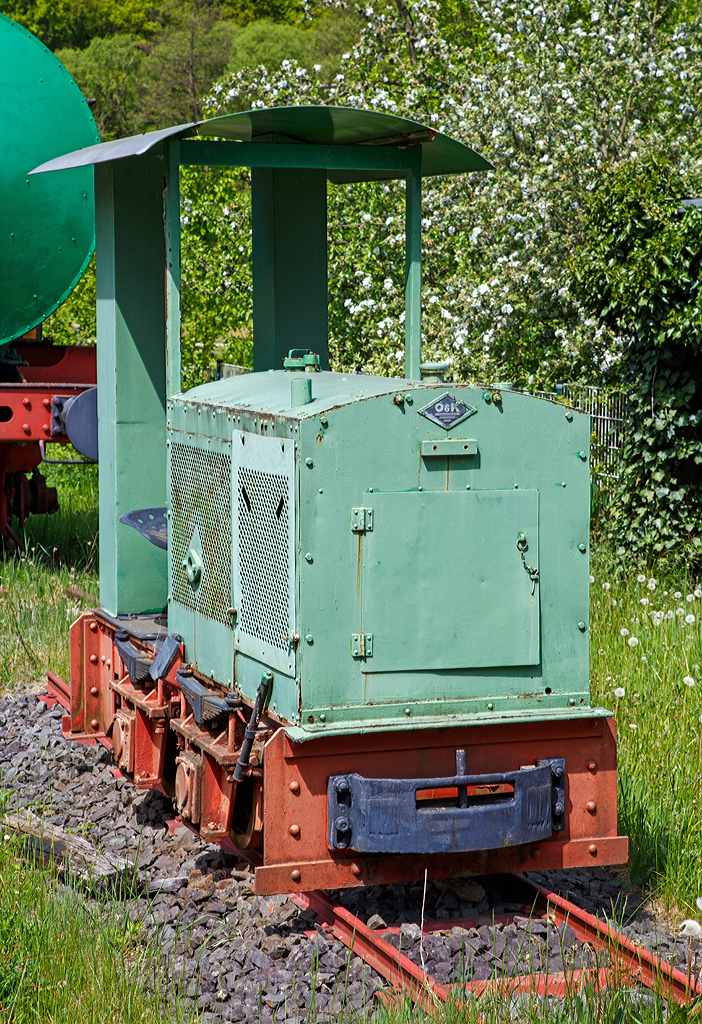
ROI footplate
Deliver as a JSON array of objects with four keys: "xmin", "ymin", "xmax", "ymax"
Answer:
[{"xmin": 327, "ymin": 755, "xmax": 565, "ymax": 854}]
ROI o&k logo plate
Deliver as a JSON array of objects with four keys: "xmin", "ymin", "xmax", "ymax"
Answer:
[{"xmin": 418, "ymin": 393, "xmax": 477, "ymax": 430}]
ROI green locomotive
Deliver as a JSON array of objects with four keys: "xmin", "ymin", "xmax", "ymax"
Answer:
[{"xmin": 34, "ymin": 105, "xmax": 625, "ymax": 894}]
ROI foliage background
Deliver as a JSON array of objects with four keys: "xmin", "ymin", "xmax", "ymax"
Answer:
[{"xmin": 10, "ymin": 0, "xmax": 702, "ymax": 556}]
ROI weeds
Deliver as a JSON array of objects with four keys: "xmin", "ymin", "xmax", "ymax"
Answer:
[
  {"xmin": 0, "ymin": 459, "xmax": 98, "ymax": 691},
  {"xmin": 590, "ymin": 549, "xmax": 702, "ymax": 916},
  {"xmin": 0, "ymin": 830, "xmax": 194, "ymax": 1023}
]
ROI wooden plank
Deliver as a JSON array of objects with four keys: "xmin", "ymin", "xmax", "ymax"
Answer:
[{"xmin": 3, "ymin": 808, "xmax": 137, "ymax": 891}]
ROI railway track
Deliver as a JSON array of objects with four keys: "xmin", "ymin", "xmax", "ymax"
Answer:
[
  {"xmin": 292, "ymin": 880, "xmax": 702, "ymax": 1012},
  {"xmin": 40, "ymin": 675, "xmax": 702, "ymax": 1015}
]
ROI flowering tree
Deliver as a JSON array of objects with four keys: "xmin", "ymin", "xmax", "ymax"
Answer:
[{"xmin": 180, "ymin": 0, "xmax": 702, "ymax": 389}]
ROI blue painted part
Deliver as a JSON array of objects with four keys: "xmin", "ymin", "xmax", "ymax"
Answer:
[
  {"xmin": 177, "ymin": 670, "xmax": 238, "ymax": 725},
  {"xmin": 118, "ymin": 508, "xmax": 168, "ymax": 550},
  {"xmin": 327, "ymin": 757, "xmax": 566, "ymax": 855},
  {"xmin": 149, "ymin": 632, "xmax": 182, "ymax": 681},
  {"xmin": 64, "ymin": 386, "xmax": 98, "ymax": 460},
  {"xmin": 113, "ymin": 631, "xmax": 153, "ymax": 683}
]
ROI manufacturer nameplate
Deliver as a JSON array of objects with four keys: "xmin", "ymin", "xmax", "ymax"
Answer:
[{"xmin": 418, "ymin": 393, "xmax": 477, "ymax": 430}]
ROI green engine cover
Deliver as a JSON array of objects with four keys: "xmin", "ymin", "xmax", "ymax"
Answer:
[
  {"xmin": 0, "ymin": 14, "xmax": 99, "ymax": 344},
  {"xmin": 167, "ymin": 372, "xmax": 604, "ymax": 739}
]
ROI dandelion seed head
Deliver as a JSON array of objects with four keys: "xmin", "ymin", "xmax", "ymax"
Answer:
[
  {"xmin": 637, "ymin": 574, "xmax": 646, "ymax": 583},
  {"xmin": 687, "ymin": 594, "xmax": 695, "ymax": 603},
  {"xmin": 620, "ymin": 628, "xmax": 629, "ymax": 637},
  {"xmin": 628, "ymin": 636, "xmax": 638, "ymax": 647},
  {"xmin": 675, "ymin": 591, "xmax": 683, "ymax": 600},
  {"xmin": 602, "ymin": 582, "xmax": 611, "ymax": 592},
  {"xmin": 684, "ymin": 676, "xmax": 695, "ymax": 687},
  {"xmin": 614, "ymin": 687, "xmax": 625, "ymax": 698},
  {"xmin": 680, "ymin": 920, "xmax": 702, "ymax": 938},
  {"xmin": 629, "ymin": 723, "xmax": 637, "ymax": 731},
  {"xmin": 589, "ymin": 575, "xmax": 595, "ymax": 584},
  {"xmin": 640, "ymin": 597, "xmax": 649, "ymax": 606},
  {"xmin": 686, "ymin": 614, "xmax": 696, "ymax": 625}
]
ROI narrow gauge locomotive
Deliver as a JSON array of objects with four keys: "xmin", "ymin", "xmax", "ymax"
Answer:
[
  {"xmin": 33, "ymin": 106, "xmax": 627, "ymax": 895},
  {"xmin": 0, "ymin": 15, "xmax": 99, "ymax": 546}
]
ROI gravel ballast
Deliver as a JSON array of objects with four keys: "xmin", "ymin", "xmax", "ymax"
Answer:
[{"xmin": 0, "ymin": 686, "xmax": 694, "ymax": 1021}]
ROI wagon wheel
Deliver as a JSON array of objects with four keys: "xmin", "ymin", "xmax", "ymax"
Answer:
[{"xmin": 231, "ymin": 775, "xmax": 263, "ymax": 850}]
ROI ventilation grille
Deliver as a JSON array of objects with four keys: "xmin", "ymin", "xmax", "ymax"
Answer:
[
  {"xmin": 237, "ymin": 467, "xmax": 290, "ymax": 651},
  {"xmin": 170, "ymin": 443, "xmax": 232, "ymax": 626}
]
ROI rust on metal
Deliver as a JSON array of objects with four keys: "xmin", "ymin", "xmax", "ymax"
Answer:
[{"xmin": 292, "ymin": 878, "xmax": 702, "ymax": 1014}]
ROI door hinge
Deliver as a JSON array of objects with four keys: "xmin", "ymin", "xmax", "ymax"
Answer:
[
  {"xmin": 351, "ymin": 507, "xmax": 373, "ymax": 532},
  {"xmin": 351, "ymin": 632, "xmax": 373, "ymax": 658}
]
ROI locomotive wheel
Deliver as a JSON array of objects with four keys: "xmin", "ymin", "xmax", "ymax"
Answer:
[{"xmin": 231, "ymin": 776, "xmax": 263, "ymax": 850}]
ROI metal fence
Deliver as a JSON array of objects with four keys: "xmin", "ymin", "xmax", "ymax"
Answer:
[{"xmin": 536, "ymin": 383, "xmax": 628, "ymax": 487}]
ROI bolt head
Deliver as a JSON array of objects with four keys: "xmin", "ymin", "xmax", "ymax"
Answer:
[
  {"xmin": 335, "ymin": 817, "xmax": 351, "ymax": 833},
  {"xmin": 291, "ymin": 869, "xmax": 301, "ymax": 883},
  {"xmin": 289, "ymin": 823, "xmax": 300, "ymax": 837},
  {"xmin": 334, "ymin": 777, "xmax": 349, "ymax": 795},
  {"xmin": 554, "ymin": 802, "xmax": 564, "ymax": 816},
  {"xmin": 289, "ymin": 780, "xmax": 300, "ymax": 794},
  {"xmin": 588, "ymin": 844, "xmax": 598, "ymax": 856},
  {"xmin": 552, "ymin": 764, "xmax": 564, "ymax": 779},
  {"xmin": 586, "ymin": 800, "xmax": 596, "ymax": 813},
  {"xmin": 587, "ymin": 761, "xmax": 597, "ymax": 772}
]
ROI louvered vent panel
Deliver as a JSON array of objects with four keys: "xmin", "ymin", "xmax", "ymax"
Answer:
[
  {"xmin": 237, "ymin": 467, "xmax": 290, "ymax": 652},
  {"xmin": 170, "ymin": 443, "xmax": 232, "ymax": 626}
]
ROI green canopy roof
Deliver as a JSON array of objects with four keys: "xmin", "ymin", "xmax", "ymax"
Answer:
[
  {"xmin": 197, "ymin": 106, "xmax": 492, "ymax": 181},
  {"xmin": 33, "ymin": 105, "xmax": 492, "ymax": 183}
]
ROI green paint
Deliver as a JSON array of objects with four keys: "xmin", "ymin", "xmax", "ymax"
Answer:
[
  {"xmin": 251, "ymin": 168, "xmax": 328, "ymax": 371},
  {"xmin": 179, "ymin": 139, "xmax": 412, "ymax": 174},
  {"xmin": 95, "ymin": 154, "xmax": 168, "ymax": 615},
  {"xmin": 404, "ymin": 146, "xmax": 422, "ymax": 380},
  {"xmin": 169, "ymin": 373, "xmax": 593, "ymax": 736},
  {"xmin": 0, "ymin": 13, "xmax": 98, "ymax": 344},
  {"xmin": 164, "ymin": 139, "xmax": 182, "ymax": 397},
  {"xmin": 361, "ymin": 489, "xmax": 540, "ymax": 673}
]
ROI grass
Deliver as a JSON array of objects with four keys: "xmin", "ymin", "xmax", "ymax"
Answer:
[
  {"xmin": 0, "ymin": 827, "xmax": 195, "ymax": 1023},
  {"xmin": 590, "ymin": 548, "xmax": 702, "ymax": 919},
  {"xmin": 0, "ymin": 458, "xmax": 98, "ymax": 691}
]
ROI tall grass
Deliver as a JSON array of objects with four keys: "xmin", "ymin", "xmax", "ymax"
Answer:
[
  {"xmin": 0, "ymin": 458, "xmax": 98, "ymax": 690},
  {"xmin": 590, "ymin": 549, "xmax": 702, "ymax": 916},
  {"xmin": 0, "ymin": 829, "xmax": 193, "ymax": 1023}
]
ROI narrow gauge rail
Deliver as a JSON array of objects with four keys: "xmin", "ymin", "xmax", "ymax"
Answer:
[
  {"xmin": 292, "ymin": 882, "xmax": 702, "ymax": 1011},
  {"xmin": 40, "ymin": 678, "xmax": 702, "ymax": 1014}
]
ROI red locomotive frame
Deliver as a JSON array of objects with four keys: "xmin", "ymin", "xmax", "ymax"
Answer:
[
  {"xmin": 0, "ymin": 340, "xmax": 96, "ymax": 547},
  {"xmin": 61, "ymin": 610, "xmax": 627, "ymax": 897}
]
